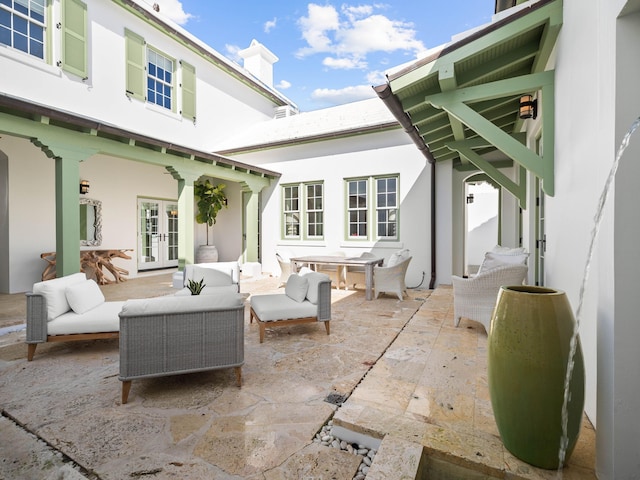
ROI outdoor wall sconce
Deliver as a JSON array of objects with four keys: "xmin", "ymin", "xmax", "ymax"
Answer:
[
  {"xmin": 466, "ymin": 193, "xmax": 474, "ymax": 204},
  {"xmin": 519, "ymin": 94, "xmax": 538, "ymax": 120},
  {"xmin": 79, "ymin": 180, "xmax": 90, "ymax": 195}
]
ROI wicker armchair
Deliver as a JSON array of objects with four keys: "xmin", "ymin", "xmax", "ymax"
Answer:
[
  {"xmin": 345, "ymin": 252, "xmax": 377, "ymax": 289},
  {"xmin": 276, "ymin": 253, "xmax": 292, "ymax": 287},
  {"xmin": 373, "ymin": 256, "xmax": 412, "ymax": 300},
  {"xmin": 314, "ymin": 251, "xmax": 347, "ymax": 290},
  {"xmin": 451, "ymin": 264, "xmax": 528, "ymax": 334}
]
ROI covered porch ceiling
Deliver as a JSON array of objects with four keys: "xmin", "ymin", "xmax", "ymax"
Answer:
[{"xmin": 375, "ymin": 0, "xmax": 562, "ymax": 206}]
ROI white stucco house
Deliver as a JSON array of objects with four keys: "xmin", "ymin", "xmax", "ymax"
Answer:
[{"xmin": 1, "ymin": 0, "xmax": 639, "ymax": 477}]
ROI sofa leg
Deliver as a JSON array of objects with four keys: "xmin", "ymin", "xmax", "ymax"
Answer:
[
  {"xmin": 27, "ymin": 344, "xmax": 37, "ymax": 361},
  {"xmin": 234, "ymin": 367, "xmax": 242, "ymax": 387},
  {"xmin": 121, "ymin": 380, "xmax": 132, "ymax": 404},
  {"xmin": 324, "ymin": 321, "xmax": 330, "ymax": 336},
  {"xmin": 259, "ymin": 323, "xmax": 265, "ymax": 343}
]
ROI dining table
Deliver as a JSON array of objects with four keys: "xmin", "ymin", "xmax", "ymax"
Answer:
[{"xmin": 290, "ymin": 255, "xmax": 384, "ymax": 300}]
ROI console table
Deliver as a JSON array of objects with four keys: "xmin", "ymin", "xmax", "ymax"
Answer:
[{"xmin": 40, "ymin": 249, "xmax": 133, "ymax": 284}]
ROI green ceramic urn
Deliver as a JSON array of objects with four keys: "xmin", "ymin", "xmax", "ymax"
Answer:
[{"xmin": 487, "ymin": 285, "xmax": 585, "ymax": 469}]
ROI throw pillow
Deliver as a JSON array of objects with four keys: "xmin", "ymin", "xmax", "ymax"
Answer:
[
  {"xmin": 285, "ymin": 274, "xmax": 309, "ymax": 303},
  {"xmin": 478, "ymin": 251, "xmax": 528, "ymax": 274},
  {"xmin": 387, "ymin": 249, "xmax": 410, "ymax": 267},
  {"xmin": 65, "ymin": 279, "xmax": 105, "ymax": 314},
  {"xmin": 32, "ymin": 272, "xmax": 87, "ymax": 320},
  {"xmin": 492, "ymin": 245, "xmax": 526, "ymax": 255},
  {"xmin": 191, "ymin": 265, "xmax": 233, "ymax": 287},
  {"xmin": 300, "ymin": 271, "xmax": 330, "ymax": 304}
]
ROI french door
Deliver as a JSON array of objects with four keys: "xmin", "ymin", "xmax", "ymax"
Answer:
[{"xmin": 138, "ymin": 198, "xmax": 179, "ymax": 270}]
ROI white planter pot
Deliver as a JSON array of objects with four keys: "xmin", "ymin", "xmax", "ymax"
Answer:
[{"xmin": 196, "ymin": 245, "xmax": 219, "ymax": 263}]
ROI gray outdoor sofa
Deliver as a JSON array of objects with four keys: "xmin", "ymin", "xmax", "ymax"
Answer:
[{"xmin": 118, "ymin": 294, "xmax": 245, "ymax": 404}]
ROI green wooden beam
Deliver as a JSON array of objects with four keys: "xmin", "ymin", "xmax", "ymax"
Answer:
[
  {"xmin": 449, "ymin": 141, "xmax": 526, "ymax": 208},
  {"xmin": 427, "ymin": 70, "xmax": 554, "ymax": 107},
  {"xmin": 424, "ymin": 72, "xmax": 555, "ymax": 195},
  {"xmin": 0, "ymin": 112, "xmax": 271, "ymax": 190},
  {"xmin": 390, "ymin": 0, "xmax": 562, "ymax": 93}
]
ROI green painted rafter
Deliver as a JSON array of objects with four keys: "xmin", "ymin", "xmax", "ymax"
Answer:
[{"xmin": 427, "ymin": 70, "xmax": 555, "ymax": 196}]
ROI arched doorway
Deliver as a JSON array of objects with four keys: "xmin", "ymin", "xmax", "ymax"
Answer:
[{"xmin": 464, "ymin": 175, "xmax": 499, "ymax": 276}]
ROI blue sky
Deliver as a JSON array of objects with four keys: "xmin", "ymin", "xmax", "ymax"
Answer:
[{"xmin": 144, "ymin": 0, "xmax": 495, "ymax": 112}]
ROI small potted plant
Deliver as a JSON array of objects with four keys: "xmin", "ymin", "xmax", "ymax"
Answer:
[
  {"xmin": 187, "ymin": 278, "xmax": 205, "ymax": 295},
  {"xmin": 194, "ymin": 179, "xmax": 227, "ymax": 263}
]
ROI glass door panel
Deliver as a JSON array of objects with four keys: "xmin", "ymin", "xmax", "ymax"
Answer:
[{"xmin": 138, "ymin": 198, "xmax": 178, "ymax": 270}]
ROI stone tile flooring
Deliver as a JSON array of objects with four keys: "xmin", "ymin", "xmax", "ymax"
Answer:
[{"xmin": 0, "ymin": 272, "xmax": 596, "ymax": 479}]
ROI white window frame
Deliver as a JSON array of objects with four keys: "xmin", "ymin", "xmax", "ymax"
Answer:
[
  {"xmin": 347, "ymin": 178, "xmax": 368, "ymax": 239},
  {"xmin": 375, "ymin": 176, "xmax": 398, "ymax": 240},
  {"xmin": 282, "ymin": 182, "xmax": 324, "ymax": 240},
  {"xmin": 0, "ymin": 0, "xmax": 46, "ymax": 60},
  {"xmin": 346, "ymin": 175, "xmax": 399, "ymax": 241},
  {"xmin": 305, "ymin": 182, "xmax": 324, "ymax": 239},
  {"xmin": 146, "ymin": 47, "xmax": 174, "ymax": 111},
  {"xmin": 282, "ymin": 184, "xmax": 300, "ymax": 239}
]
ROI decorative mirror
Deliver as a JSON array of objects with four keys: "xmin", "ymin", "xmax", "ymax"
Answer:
[{"xmin": 80, "ymin": 198, "xmax": 102, "ymax": 246}]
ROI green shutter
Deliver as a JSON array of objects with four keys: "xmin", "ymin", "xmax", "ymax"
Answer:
[
  {"xmin": 125, "ymin": 29, "xmax": 145, "ymax": 101},
  {"xmin": 61, "ymin": 0, "xmax": 87, "ymax": 77},
  {"xmin": 181, "ymin": 61, "xmax": 196, "ymax": 121}
]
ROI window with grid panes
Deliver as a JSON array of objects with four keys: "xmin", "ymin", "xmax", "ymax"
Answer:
[
  {"xmin": 306, "ymin": 183, "xmax": 323, "ymax": 238},
  {"xmin": 0, "ymin": 0, "xmax": 45, "ymax": 59},
  {"xmin": 147, "ymin": 48, "xmax": 174, "ymax": 110},
  {"xmin": 376, "ymin": 176, "xmax": 398, "ymax": 239},
  {"xmin": 347, "ymin": 179, "xmax": 368, "ymax": 238},
  {"xmin": 283, "ymin": 185, "xmax": 300, "ymax": 238}
]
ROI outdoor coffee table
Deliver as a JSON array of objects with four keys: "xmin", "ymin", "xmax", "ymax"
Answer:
[{"xmin": 290, "ymin": 255, "xmax": 384, "ymax": 300}]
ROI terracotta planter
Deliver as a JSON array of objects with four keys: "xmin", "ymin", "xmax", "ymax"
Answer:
[
  {"xmin": 196, "ymin": 245, "xmax": 218, "ymax": 264},
  {"xmin": 488, "ymin": 285, "xmax": 585, "ymax": 469}
]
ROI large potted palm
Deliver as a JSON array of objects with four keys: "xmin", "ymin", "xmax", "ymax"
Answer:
[{"xmin": 194, "ymin": 179, "xmax": 227, "ymax": 263}]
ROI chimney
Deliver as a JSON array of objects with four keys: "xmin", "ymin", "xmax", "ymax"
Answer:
[{"xmin": 238, "ymin": 39, "xmax": 278, "ymax": 88}]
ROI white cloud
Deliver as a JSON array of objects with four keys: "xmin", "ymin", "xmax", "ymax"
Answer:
[
  {"xmin": 150, "ymin": 0, "xmax": 193, "ymax": 25},
  {"xmin": 225, "ymin": 44, "xmax": 242, "ymax": 62},
  {"xmin": 297, "ymin": 4, "xmax": 340, "ymax": 55},
  {"xmin": 311, "ymin": 85, "xmax": 377, "ymax": 106},
  {"xmin": 366, "ymin": 70, "xmax": 388, "ymax": 86},
  {"xmin": 296, "ymin": 3, "xmax": 427, "ymax": 69},
  {"xmin": 264, "ymin": 17, "xmax": 277, "ymax": 33},
  {"xmin": 276, "ymin": 79, "xmax": 292, "ymax": 90},
  {"xmin": 322, "ymin": 56, "xmax": 367, "ymax": 70}
]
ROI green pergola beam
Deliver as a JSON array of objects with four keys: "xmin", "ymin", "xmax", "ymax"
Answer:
[
  {"xmin": 449, "ymin": 141, "xmax": 526, "ymax": 207},
  {"xmin": 426, "ymin": 71, "xmax": 555, "ymax": 196}
]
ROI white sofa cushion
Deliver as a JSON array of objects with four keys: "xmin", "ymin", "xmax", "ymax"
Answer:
[
  {"xmin": 285, "ymin": 274, "xmax": 309, "ymax": 303},
  {"xmin": 66, "ymin": 280, "xmax": 105, "ymax": 314},
  {"xmin": 184, "ymin": 262, "xmax": 240, "ymax": 286},
  {"xmin": 299, "ymin": 271, "xmax": 329, "ymax": 305},
  {"xmin": 120, "ymin": 294, "xmax": 244, "ymax": 316},
  {"xmin": 479, "ymin": 251, "xmax": 528, "ymax": 274},
  {"xmin": 33, "ymin": 272, "xmax": 87, "ymax": 321},
  {"xmin": 250, "ymin": 294, "xmax": 317, "ymax": 322},
  {"xmin": 190, "ymin": 265, "xmax": 233, "ymax": 287},
  {"xmin": 174, "ymin": 285, "xmax": 240, "ymax": 296},
  {"xmin": 47, "ymin": 301, "xmax": 125, "ymax": 335}
]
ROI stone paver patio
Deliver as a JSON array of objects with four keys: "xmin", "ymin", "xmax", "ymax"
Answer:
[{"xmin": 0, "ymin": 272, "xmax": 595, "ymax": 479}]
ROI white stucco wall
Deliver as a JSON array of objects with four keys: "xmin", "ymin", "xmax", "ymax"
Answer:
[
  {"xmin": 553, "ymin": 0, "xmax": 640, "ymax": 477},
  {"xmin": 0, "ymin": 0, "xmax": 279, "ymax": 154},
  {"xmin": 232, "ymin": 129, "xmax": 432, "ymax": 289}
]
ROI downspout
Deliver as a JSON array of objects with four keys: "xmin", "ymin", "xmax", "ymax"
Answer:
[{"xmin": 373, "ymin": 84, "xmax": 438, "ymax": 289}]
